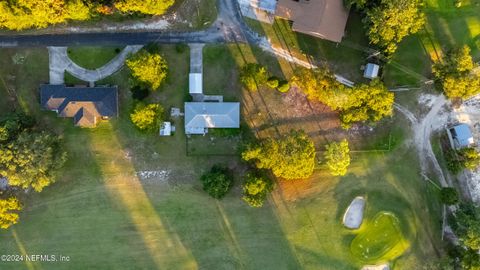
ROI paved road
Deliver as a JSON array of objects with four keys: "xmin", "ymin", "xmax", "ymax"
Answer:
[{"xmin": 0, "ymin": 0, "xmax": 254, "ymax": 47}]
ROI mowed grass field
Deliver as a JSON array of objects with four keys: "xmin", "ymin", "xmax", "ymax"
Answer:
[{"xmin": 0, "ymin": 46, "xmax": 442, "ymax": 269}]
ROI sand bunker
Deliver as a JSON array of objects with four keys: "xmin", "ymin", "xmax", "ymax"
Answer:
[{"xmin": 343, "ymin": 196, "xmax": 366, "ymax": 229}]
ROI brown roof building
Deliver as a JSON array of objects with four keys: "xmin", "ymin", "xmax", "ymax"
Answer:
[
  {"xmin": 275, "ymin": 0, "xmax": 350, "ymax": 43},
  {"xmin": 40, "ymin": 85, "xmax": 118, "ymax": 128}
]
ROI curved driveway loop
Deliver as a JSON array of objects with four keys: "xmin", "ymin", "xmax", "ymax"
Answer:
[{"xmin": 48, "ymin": 45, "xmax": 143, "ymax": 85}]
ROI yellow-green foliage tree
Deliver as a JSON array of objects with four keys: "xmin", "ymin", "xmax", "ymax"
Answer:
[
  {"xmin": 242, "ymin": 173, "xmax": 273, "ymax": 207},
  {"xmin": 291, "ymin": 68, "xmax": 394, "ymax": 128},
  {"xmin": 0, "ymin": 0, "xmax": 90, "ymax": 30},
  {"xmin": 0, "ymin": 132, "xmax": 67, "ymax": 192},
  {"xmin": 242, "ymin": 130, "xmax": 316, "ymax": 180},
  {"xmin": 0, "ymin": 197, "xmax": 21, "ymax": 229},
  {"xmin": 130, "ymin": 103, "xmax": 164, "ymax": 132},
  {"xmin": 433, "ymin": 45, "xmax": 480, "ymax": 100},
  {"xmin": 114, "ymin": 0, "xmax": 175, "ymax": 15},
  {"xmin": 339, "ymin": 79, "xmax": 394, "ymax": 129},
  {"xmin": 324, "ymin": 139, "xmax": 351, "ymax": 176},
  {"xmin": 239, "ymin": 63, "xmax": 269, "ymax": 91},
  {"xmin": 126, "ymin": 50, "xmax": 168, "ymax": 91},
  {"xmin": 365, "ymin": 0, "xmax": 425, "ymax": 54}
]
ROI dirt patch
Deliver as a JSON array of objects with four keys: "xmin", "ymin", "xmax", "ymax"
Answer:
[{"xmin": 242, "ymin": 87, "xmax": 344, "ymax": 147}]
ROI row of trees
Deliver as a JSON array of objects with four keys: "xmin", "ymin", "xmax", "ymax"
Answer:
[
  {"xmin": 290, "ymin": 68, "xmax": 394, "ymax": 129},
  {"xmin": 239, "ymin": 63, "xmax": 394, "ymax": 129},
  {"xmin": 200, "ymin": 164, "xmax": 273, "ymax": 207},
  {"xmin": 346, "ymin": 0, "xmax": 425, "ymax": 55},
  {"xmin": 239, "ymin": 63, "xmax": 290, "ymax": 93},
  {"xmin": 0, "ymin": 0, "xmax": 175, "ymax": 30},
  {"xmin": 0, "ymin": 112, "xmax": 66, "ymax": 229},
  {"xmin": 200, "ymin": 131, "xmax": 352, "ymax": 207}
]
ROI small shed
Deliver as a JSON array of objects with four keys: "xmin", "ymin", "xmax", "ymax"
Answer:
[
  {"xmin": 159, "ymin": 122, "xmax": 172, "ymax": 136},
  {"xmin": 363, "ymin": 63, "xmax": 380, "ymax": 79},
  {"xmin": 448, "ymin": 124, "xmax": 474, "ymax": 149}
]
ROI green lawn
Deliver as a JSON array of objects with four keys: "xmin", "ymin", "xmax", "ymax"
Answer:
[
  {"xmin": 244, "ymin": 14, "xmax": 369, "ymax": 82},
  {"xmin": 384, "ymin": 0, "xmax": 480, "ymax": 87},
  {"xmin": 351, "ymin": 212, "xmax": 410, "ymax": 264},
  {"xmin": 67, "ymin": 47, "xmax": 123, "ymax": 70},
  {"xmin": 0, "ymin": 46, "xmax": 443, "ymax": 269}
]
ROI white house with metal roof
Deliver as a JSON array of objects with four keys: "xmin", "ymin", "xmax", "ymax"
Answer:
[
  {"xmin": 185, "ymin": 102, "xmax": 240, "ymax": 135},
  {"xmin": 185, "ymin": 44, "xmax": 240, "ymax": 135}
]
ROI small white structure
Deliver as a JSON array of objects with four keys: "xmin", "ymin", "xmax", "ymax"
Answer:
[
  {"xmin": 159, "ymin": 122, "xmax": 172, "ymax": 136},
  {"xmin": 363, "ymin": 63, "xmax": 380, "ymax": 79},
  {"xmin": 189, "ymin": 73, "xmax": 203, "ymax": 95}
]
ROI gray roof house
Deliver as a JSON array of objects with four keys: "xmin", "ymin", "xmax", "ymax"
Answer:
[
  {"xmin": 185, "ymin": 102, "xmax": 240, "ymax": 135},
  {"xmin": 447, "ymin": 124, "xmax": 474, "ymax": 149},
  {"xmin": 40, "ymin": 84, "xmax": 118, "ymax": 128}
]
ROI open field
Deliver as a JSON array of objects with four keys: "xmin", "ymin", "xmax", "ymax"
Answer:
[
  {"xmin": 0, "ymin": 46, "xmax": 442, "ymax": 269},
  {"xmin": 351, "ymin": 212, "xmax": 410, "ymax": 264},
  {"xmin": 384, "ymin": 0, "xmax": 480, "ymax": 87},
  {"xmin": 67, "ymin": 47, "xmax": 123, "ymax": 70}
]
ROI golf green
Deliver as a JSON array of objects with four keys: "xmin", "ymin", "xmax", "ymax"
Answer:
[{"xmin": 351, "ymin": 212, "xmax": 410, "ymax": 263}]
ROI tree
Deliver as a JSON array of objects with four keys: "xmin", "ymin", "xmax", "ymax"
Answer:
[
  {"xmin": 364, "ymin": 0, "xmax": 425, "ymax": 54},
  {"xmin": 242, "ymin": 173, "xmax": 274, "ymax": 207},
  {"xmin": 126, "ymin": 50, "xmax": 168, "ymax": 90},
  {"xmin": 0, "ymin": 132, "xmax": 67, "ymax": 192},
  {"xmin": 242, "ymin": 130, "xmax": 316, "ymax": 180},
  {"xmin": 461, "ymin": 248, "xmax": 480, "ymax": 270},
  {"xmin": 0, "ymin": 0, "xmax": 91, "ymax": 30},
  {"xmin": 200, "ymin": 165, "xmax": 233, "ymax": 199},
  {"xmin": 239, "ymin": 63, "xmax": 269, "ymax": 91},
  {"xmin": 0, "ymin": 112, "xmax": 35, "ymax": 142},
  {"xmin": 338, "ymin": 79, "xmax": 394, "ymax": 129},
  {"xmin": 324, "ymin": 139, "xmax": 351, "ymax": 176},
  {"xmin": 440, "ymin": 187, "xmax": 459, "ymax": 205},
  {"xmin": 433, "ymin": 45, "xmax": 480, "ymax": 100},
  {"xmin": 130, "ymin": 103, "xmax": 164, "ymax": 132},
  {"xmin": 114, "ymin": 0, "xmax": 175, "ymax": 15},
  {"xmin": 451, "ymin": 203, "xmax": 480, "ymax": 252},
  {"xmin": 290, "ymin": 68, "xmax": 346, "ymax": 107},
  {"xmin": 458, "ymin": 147, "xmax": 480, "ymax": 170},
  {"xmin": 0, "ymin": 197, "xmax": 21, "ymax": 229},
  {"xmin": 292, "ymin": 68, "xmax": 394, "ymax": 128}
]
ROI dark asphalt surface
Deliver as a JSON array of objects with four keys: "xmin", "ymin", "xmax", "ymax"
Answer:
[{"xmin": 0, "ymin": 0, "xmax": 257, "ymax": 47}]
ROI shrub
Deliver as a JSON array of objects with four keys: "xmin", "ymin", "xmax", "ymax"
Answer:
[
  {"xmin": 440, "ymin": 187, "xmax": 459, "ymax": 205},
  {"xmin": 266, "ymin": 77, "xmax": 279, "ymax": 89},
  {"xmin": 240, "ymin": 63, "xmax": 269, "ymax": 91},
  {"xmin": 130, "ymin": 103, "xmax": 164, "ymax": 132},
  {"xmin": 200, "ymin": 165, "xmax": 233, "ymax": 199},
  {"xmin": 242, "ymin": 173, "xmax": 274, "ymax": 207},
  {"xmin": 277, "ymin": 80, "xmax": 290, "ymax": 93}
]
